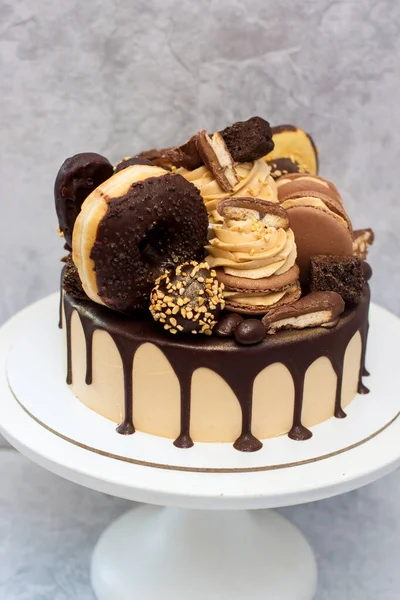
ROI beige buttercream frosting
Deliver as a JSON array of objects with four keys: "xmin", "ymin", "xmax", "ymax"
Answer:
[
  {"xmin": 223, "ymin": 285, "xmax": 298, "ymax": 307},
  {"xmin": 206, "ymin": 215, "xmax": 297, "ymax": 279},
  {"xmin": 177, "ymin": 159, "xmax": 278, "ymax": 223}
]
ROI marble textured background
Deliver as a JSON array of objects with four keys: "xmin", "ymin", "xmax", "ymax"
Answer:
[
  {"xmin": 0, "ymin": 5, "xmax": 399, "ymax": 597},
  {"xmin": 0, "ymin": 3, "xmax": 399, "ymax": 426}
]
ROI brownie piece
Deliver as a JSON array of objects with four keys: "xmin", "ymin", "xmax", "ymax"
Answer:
[
  {"xmin": 62, "ymin": 254, "xmax": 87, "ymax": 299},
  {"xmin": 219, "ymin": 117, "xmax": 274, "ymax": 163},
  {"xmin": 309, "ymin": 255, "xmax": 365, "ymax": 304}
]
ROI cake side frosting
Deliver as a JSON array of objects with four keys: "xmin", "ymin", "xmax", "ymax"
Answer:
[{"xmin": 61, "ymin": 285, "xmax": 370, "ymax": 451}]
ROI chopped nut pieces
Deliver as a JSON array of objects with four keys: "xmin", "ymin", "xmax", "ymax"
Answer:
[
  {"xmin": 267, "ymin": 157, "xmax": 305, "ymax": 180},
  {"xmin": 150, "ymin": 261, "xmax": 225, "ymax": 335},
  {"xmin": 352, "ymin": 228, "xmax": 375, "ymax": 260},
  {"xmin": 195, "ymin": 130, "xmax": 239, "ymax": 192}
]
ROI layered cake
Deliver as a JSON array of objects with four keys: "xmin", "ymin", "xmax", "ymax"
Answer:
[{"xmin": 56, "ymin": 118, "xmax": 374, "ymax": 452}]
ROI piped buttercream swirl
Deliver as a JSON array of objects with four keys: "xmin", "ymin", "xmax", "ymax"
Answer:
[
  {"xmin": 206, "ymin": 216, "xmax": 297, "ymax": 279},
  {"xmin": 177, "ymin": 159, "xmax": 278, "ymax": 223}
]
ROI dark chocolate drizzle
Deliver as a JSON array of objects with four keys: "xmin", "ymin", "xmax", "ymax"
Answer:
[
  {"xmin": 61, "ymin": 284, "xmax": 370, "ymax": 452},
  {"xmin": 358, "ymin": 319, "xmax": 370, "ymax": 393}
]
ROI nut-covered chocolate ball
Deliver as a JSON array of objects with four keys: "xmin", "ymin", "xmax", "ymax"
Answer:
[
  {"xmin": 234, "ymin": 319, "xmax": 266, "ymax": 345},
  {"xmin": 150, "ymin": 261, "xmax": 225, "ymax": 335},
  {"xmin": 214, "ymin": 313, "xmax": 244, "ymax": 337}
]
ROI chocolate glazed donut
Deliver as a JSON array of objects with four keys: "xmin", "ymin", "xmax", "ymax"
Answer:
[{"xmin": 90, "ymin": 173, "xmax": 209, "ymax": 313}]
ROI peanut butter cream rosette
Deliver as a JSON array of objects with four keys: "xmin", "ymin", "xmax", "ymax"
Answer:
[
  {"xmin": 206, "ymin": 198, "xmax": 301, "ymax": 315},
  {"xmin": 177, "ymin": 159, "xmax": 277, "ymax": 223}
]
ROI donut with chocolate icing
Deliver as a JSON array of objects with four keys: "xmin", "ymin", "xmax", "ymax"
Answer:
[
  {"xmin": 72, "ymin": 164, "xmax": 209, "ymax": 313},
  {"xmin": 55, "ymin": 152, "xmax": 114, "ymax": 247}
]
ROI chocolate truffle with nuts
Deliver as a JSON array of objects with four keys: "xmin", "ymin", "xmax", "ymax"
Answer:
[{"xmin": 150, "ymin": 261, "xmax": 225, "ymax": 335}]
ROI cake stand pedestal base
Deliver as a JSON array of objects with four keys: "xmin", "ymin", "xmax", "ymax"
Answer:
[{"xmin": 91, "ymin": 504, "xmax": 317, "ymax": 600}]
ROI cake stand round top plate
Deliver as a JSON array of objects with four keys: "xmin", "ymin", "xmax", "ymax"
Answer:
[{"xmin": 0, "ymin": 294, "xmax": 399, "ymax": 510}]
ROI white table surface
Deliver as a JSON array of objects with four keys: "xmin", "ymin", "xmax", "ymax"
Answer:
[{"xmin": 0, "ymin": 449, "xmax": 398, "ymax": 600}]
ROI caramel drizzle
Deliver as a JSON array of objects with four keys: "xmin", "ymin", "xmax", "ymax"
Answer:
[{"xmin": 62, "ymin": 285, "xmax": 370, "ymax": 452}]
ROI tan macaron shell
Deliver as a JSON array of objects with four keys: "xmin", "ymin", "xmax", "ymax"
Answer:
[
  {"xmin": 265, "ymin": 126, "xmax": 318, "ymax": 175},
  {"xmin": 276, "ymin": 173, "xmax": 342, "ymax": 205},
  {"xmin": 286, "ymin": 206, "xmax": 353, "ymax": 283},
  {"xmin": 216, "ymin": 264, "xmax": 301, "ymax": 315},
  {"xmin": 72, "ymin": 164, "xmax": 167, "ymax": 305},
  {"xmin": 276, "ymin": 173, "xmax": 353, "ymax": 283},
  {"xmin": 216, "ymin": 264, "xmax": 300, "ymax": 293},
  {"xmin": 223, "ymin": 282, "xmax": 302, "ymax": 316}
]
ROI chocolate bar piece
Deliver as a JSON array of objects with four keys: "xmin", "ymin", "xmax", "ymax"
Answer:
[
  {"xmin": 217, "ymin": 197, "xmax": 290, "ymax": 230},
  {"xmin": 262, "ymin": 291, "xmax": 345, "ymax": 334},
  {"xmin": 195, "ymin": 130, "xmax": 239, "ymax": 192}
]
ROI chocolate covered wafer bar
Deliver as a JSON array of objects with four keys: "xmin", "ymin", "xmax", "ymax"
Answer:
[{"xmin": 262, "ymin": 291, "xmax": 345, "ymax": 334}]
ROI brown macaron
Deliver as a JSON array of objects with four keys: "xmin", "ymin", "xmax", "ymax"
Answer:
[
  {"xmin": 276, "ymin": 173, "xmax": 353, "ymax": 283},
  {"xmin": 217, "ymin": 264, "xmax": 301, "ymax": 315}
]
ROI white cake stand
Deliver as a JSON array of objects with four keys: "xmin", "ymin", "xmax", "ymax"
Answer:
[{"xmin": 1, "ymin": 295, "xmax": 399, "ymax": 600}]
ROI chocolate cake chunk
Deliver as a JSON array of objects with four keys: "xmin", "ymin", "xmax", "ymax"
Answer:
[
  {"xmin": 219, "ymin": 117, "xmax": 274, "ymax": 163},
  {"xmin": 310, "ymin": 255, "xmax": 365, "ymax": 304},
  {"xmin": 62, "ymin": 254, "xmax": 87, "ymax": 299}
]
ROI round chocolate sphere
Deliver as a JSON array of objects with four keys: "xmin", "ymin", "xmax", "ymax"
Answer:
[
  {"xmin": 215, "ymin": 313, "xmax": 244, "ymax": 337},
  {"xmin": 150, "ymin": 261, "xmax": 225, "ymax": 335},
  {"xmin": 361, "ymin": 261, "xmax": 373, "ymax": 281},
  {"xmin": 234, "ymin": 319, "xmax": 266, "ymax": 345}
]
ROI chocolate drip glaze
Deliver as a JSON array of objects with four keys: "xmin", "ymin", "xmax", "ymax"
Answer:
[
  {"xmin": 61, "ymin": 284, "xmax": 371, "ymax": 452},
  {"xmin": 173, "ymin": 372, "xmax": 194, "ymax": 449},
  {"xmin": 358, "ymin": 319, "xmax": 370, "ymax": 393},
  {"xmin": 288, "ymin": 366, "xmax": 312, "ymax": 440}
]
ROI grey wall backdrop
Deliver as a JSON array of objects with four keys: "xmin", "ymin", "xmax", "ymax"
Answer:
[{"xmin": 1, "ymin": 0, "xmax": 399, "ymax": 445}]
